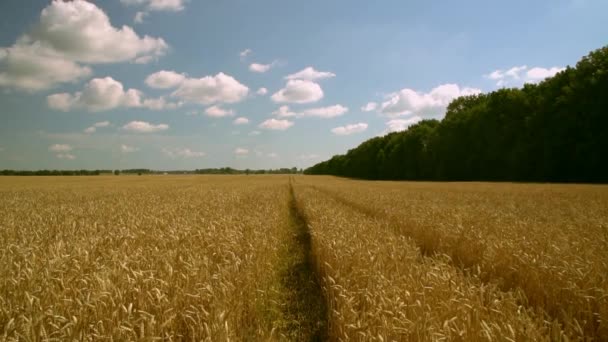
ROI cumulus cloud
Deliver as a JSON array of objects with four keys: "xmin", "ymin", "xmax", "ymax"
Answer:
[
  {"xmin": 380, "ymin": 84, "xmax": 481, "ymax": 118},
  {"xmin": 134, "ymin": 55, "xmax": 154, "ymax": 64},
  {"xmin": 272, "ymin": 106, "xmax": 297, "ymax": 118},
  {"xmin": 141, "ymin": 97, "xmax": 182, "ymax": 110},
  {"xmin": 48, "ymin": 77, "xmax": 179, "ymax": 112},
  {"xmin": 285, "ymin": 67, "xmax": 335, "ymax": 81},
  {"xmin": 257, "ymin": 87, "xmax": 268, "ymax": 95},
  {"xmin": 47, "ymin": 77, "xmax": 142, "ymax": 112},
  {"xmin": 233, "ymin": 117, "xmax": 249, "ymax": 125},
  {"xmin": 300, "ymin": 105, "xmax": 348, "ymax": 118},
  {"xmin": 56, "ymin": 153, "xmax": 76, "ymax": 160},
  {"xmin": 331, "ymin": 123, "xmax": 368, "ymax": 136},
  {"xmin": 271, "ymin": 104, "xmax": 347, "ymax": 119},
  {"xmin": 123, "ymin": 121, "xmax": 169, "ymax": 133},
  {"xmin": 361, "ymin": 102, "xmax": 378, "ymax": 112},
  {"xmin": 239, "ymin": 48, "xmax": 252, "ymax": 59},
  {"xmin": 162, "ymin": 147, "xmax": 205, "ymax": 158},
  {"xmin": 205, "ymin": 105, "xmax": 234, "ymax": 117},
  {"xmin": 259, "ymin": 119, "xmax": 294, "ymax": 130},
  {"xmin": 32, "ymin": 0, "xmax": 169, "ymax": 63},
  {"xmin": 171, "ymin": 72, "xmax": 249, "ymax": 105},
  {"xmin": 121, "ymin": 0, "xmax": 187, "ymax": 12},
  {"xmin": 384, "ymin": 116, "xmax": 423, "ymax": 134},
  {"xmin": 0, "ymin": 0, "xmax": 168, "ymax": 91},
  {"xmin": 271, "ymin": 80, "xmax": 323, "ymax": 104},
  {"xmin": 84, "ymin": 121, "xmax": 111, "ymax": 134},
  {"xmin": 234, "ymin": 148, "xmax": 249, "ymax": 155},
  {"xmin": 486, "ymin": 65, "xmax": 565, "ymax": 87},
  {"xmin": 249, "ymin": 62, "xmax": 275, "ymax": 73},
  {"xmin": 49, "ymin": 144, "xmax": 72, "ymax": 152},
  {"xmin": 121, "ymin": 144, "xmax": 139, "ymax": 153},
  {"xmin": 0, "ymin": 45, "xmax": 92, "ymax": 92},
  {"xmin": 134, "ymin": 11, "xmax": 147, "ymax": 24},
  {"xmin": 145, "ymin": 70, "xmax": 186, "ymax": 88}
]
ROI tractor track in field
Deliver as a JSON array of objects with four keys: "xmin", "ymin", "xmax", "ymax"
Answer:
[
  {"xmin": 279, "ymin": 179, "xmax": 328, "ymax": 341},
  {"xmin": 303, "ymin": 183, "xmax": 602, "ymax": 340}
]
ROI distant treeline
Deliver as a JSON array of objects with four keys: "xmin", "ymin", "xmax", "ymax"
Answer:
[
  {"xmin": 1, "ymin": 167, "xmax": 302, "ymax": 176},
  {"xmin": 1, "ymin": 170, "xmax": 106, "ymax": 176},
  {"xmin": 122, "ymin": 168, "xmax": 301, "ymax": 175},
  {"xmin": 306, "ymin": 46, "xmax": 608, "ymax": 183},
  {"xmin": 195, "ymin": 167, "xmax": 301, "ymax": 175}
]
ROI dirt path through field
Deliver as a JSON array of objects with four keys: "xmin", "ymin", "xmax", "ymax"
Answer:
[{"xmin": 278, "ymin": 180, "xmax": 328, "ymax": 341}]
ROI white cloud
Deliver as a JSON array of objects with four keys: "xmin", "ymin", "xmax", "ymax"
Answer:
[
  {"xmin": 271, "ymin": 80, "xmax": 323, "ymax": 104},
  {"xmin": 56, "ymin": 153, "xmax": 76, "ymax": 160},
  {"xmin": 123, "ymin": 121, "xmax": 169, "ymax": 133},
  {"xmin": 134, "ymin": 55, "xmax": 154, "ymax": 64},
  {"xmin": 257, "ymin": 87, "xmax": 268, "ymax": 95},
  {"xmin": 249, "ymin": 130, "xmax": 261, "ymax": 136},
  {"xmin": 271, "ymin": 104, "xmax": 348, "ymax": 119},
  {"xmin": 134, "ymin": 11, "xmax": 147, "ymax": 23},
  {"xmin": 141, "ymin": 97, "xmax": 181, "ymax": 110},
  {"xmin": 0, "ymin": 44, "xmax": 92, "ymax": 92},
  {"xmin": 240, "ymin": 48, "xmax": 252, "ymax": 58},
  {"xmin": 162, "ymin": 147, "xmax": 205, "ymax": 158},
  {"xmin": 145, "ymin": 71, "xmax": 249, "ymax": 105},
  {"xmin": 267, "ymin": 152, "xmax": 278, "ymax": 158},
  {"xmin": 49, "ymin": 144, "xmax": 72, "ymax": 152},
  {"xmin": 259, "ymin": 119, "xmax": 294, "ymax": 130},
  {"xmin": 48, "ymin": 77, "xmax": 179, "ymax": 112},
  {"xmin": 172, "ymin": 72, "xmax": 249, "ymax": 105},
  {"xmin": 121, "ymin": 144, "xmax": 139, "ymax": 153},
  {"xmin": 249, "ymin": 62, "xmax": 274, "ymax": 73},
  {"xmin": 84, "ymin": 121, "xmax": 111, "ymax": 134},
  {"xmin": 32, "ymin": 0, "xmax": 167, "ymax": 64},
  {"xmin": 94, "ymin": 121, "xmax": 110, "ymax": 128},
  {"xmin": 145, "ymin": 70, "xmax": 186, "ymax": 88},
  {"xmin": 380, "ymin": 84, "xmax": 482, "ymax": 118},
  {"xmin": 384, "ymin": 116, "xmax": 423, "ymax": 134},
  {"xmin": 47, "ymin": 77, "xmax": 143, "ymax": 112},
  {"xmin": 205, "ymin": 105, "xmax": 234, "ymax": 117},
  {"xmin": 300, "ymin": 105, "xmax": 348, "ymax": 118},
  {"xmin": 121, "ymin": 0, "xmax": 187, "ymax": 12},
  {"xmin": 272, "ymin": 106, "xmax": 297, "ymax": 118},
  {"xmin": 361, "ymin": 102, "xmax": 378, "ymax": 112},
  {"xmin": 233, "ymin": 117, "xmax": 249, "ymax": 125},
  {"xmin": 485, "ymin": 65, "xmax": 565, "ymax": 86},
  {"xmin": 331, "ymin": 123, "xmax": 368, "ymax": 136},
  {"xmin": 1, "ymin": 0, "xmax": 168, "ymax": 91},
  {"xmin": 234, "ymin": 148, "xmax": 249, "ymax": 155},
  {"xmin": 285, "ymin": 67, "xmax": 335, "ymax": 81},
  {"xmin": 526, "ymin": 67, "xmax": 565, "ymax": 82}
]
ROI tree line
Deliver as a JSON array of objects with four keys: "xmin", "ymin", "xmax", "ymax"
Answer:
[
  {"xmin": 1, "ymin": 168, "xmax": 303, "ymax": 176},
  {"xmin": 305, "ymin": 46, "xmax": 608, "ymax": 183}
]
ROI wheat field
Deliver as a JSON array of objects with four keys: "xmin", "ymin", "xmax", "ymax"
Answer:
[{"xmin": 1, "ymin": 175, "xmax": 606, "ymax": 341}]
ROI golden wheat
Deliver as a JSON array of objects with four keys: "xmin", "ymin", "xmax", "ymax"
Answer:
[
  {"xmin": 297, "ymin": 176, "xmax": 608, "ymax": 340},
  {"xmin": 0, "ymin": 175, "xmax": 298, "ymax": 340},
  {"xmin": 1, "ymin": 175, "xmax": 606, "ymax": 341}
]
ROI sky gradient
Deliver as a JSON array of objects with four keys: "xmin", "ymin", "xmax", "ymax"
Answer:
[{"xmin": 1, "ymin": 0, "xmax": 607, "ymax": 170}]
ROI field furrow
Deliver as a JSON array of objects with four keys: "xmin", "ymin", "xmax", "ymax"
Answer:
[
  {"xmin": 298, "ymin": 176, "xmax": 608, "ymax": 340},
  {"xmin": 292, "ymin": 182, "xmax": 554, "ymax": 341}
]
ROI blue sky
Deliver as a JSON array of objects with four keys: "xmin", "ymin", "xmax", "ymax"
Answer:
[{"xmin": 0, "ymin": 0, "xmax": 606, "ymax": 170}]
